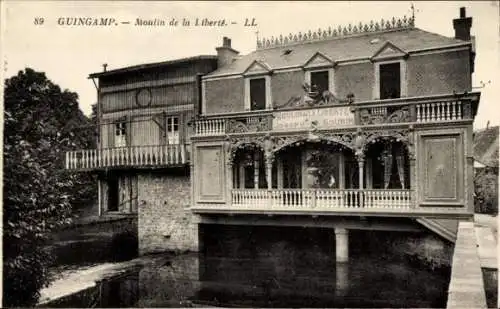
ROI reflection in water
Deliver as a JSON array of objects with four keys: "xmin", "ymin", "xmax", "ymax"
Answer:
[{"xmin": 65, "ymin": 225, "xmax": 451, "ymax": 308}]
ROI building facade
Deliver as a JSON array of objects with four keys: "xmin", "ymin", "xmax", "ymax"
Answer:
[
  {"xmin": 190, "ymin": 8, "xmax": 480, "ymax": 260},
  {"xmin": 66, "ymin": 8, "xmax": 481, "ymax": 260},
  {"xmin": 66, "ymin": 56, "xmax": 218, "ymax": 254}
]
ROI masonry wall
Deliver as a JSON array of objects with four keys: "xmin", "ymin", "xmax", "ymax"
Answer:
[
  {"xmin": 205, "ymin": 78, "xmax": 245, "ymax": 114},
  {"xmin": 335, "ymin": 62, "xmax": 374, "ymax": 101},
  {"xmin": 407, "ymin": 50, "xmax": 471, "ymax": 96},
  {"xmin": 137, "ymin": 168, "xmax": 198, "ymax": 255},
  {"xmin": 271, "ymin": 70, "xmax": 304, "ymax": 106}
]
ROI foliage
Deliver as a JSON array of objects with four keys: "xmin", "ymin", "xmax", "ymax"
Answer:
[
  {"xmin": 3, "ymin": 68, "xmax": 96, "ymax": 306},
  {"xmin": 474, "ymin": 167, "xmax": 499, "ymax": 215}
]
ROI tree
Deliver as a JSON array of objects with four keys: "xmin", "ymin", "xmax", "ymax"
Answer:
[
  {"xmin": 474, "ymin": 167, "xmax": 499, "ymax": 215},
  {"xmin": 3, "ymin": 68, "xmax": 96, "ymax": 306}
]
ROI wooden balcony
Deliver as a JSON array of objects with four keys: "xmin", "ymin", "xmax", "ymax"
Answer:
[
  {"xmin": 192, "ymin": 93, "xmax": 479, "ymax": 137},
  {"xmin": 192, "ymin": 187, "xmax": 472, "ymax": 218},
  {"xmin": 231, "ymin": 189, "xmax": 412, "ymax": 209},
  {"xmin": 65, "ymin": 144, "xmax": 189, "ymax": 171}
]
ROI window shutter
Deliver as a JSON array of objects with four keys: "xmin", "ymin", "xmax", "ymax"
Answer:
[
  {"xmin": 179, "ymin": 113, "xmax": 185, "ymax": 145},
  {"xmin": 108, "ymin": 122, "xmax": 115, "ymax": 148},
  {"xmin": 126, "ymin": 115, "xmax": 132, "ymax": 146}
]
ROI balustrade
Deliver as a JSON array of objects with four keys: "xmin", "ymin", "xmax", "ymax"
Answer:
[
  {"xmin": 193, "ymin": 96, "xmax": 471, "ymax": 137},
  {"xmin": 194, "ymin": 118, "xmax": 226, "ymax": 136},
  {"xmin": 416, "ymin": 100, "xmax": 463, "ymax": 122},
  {"xmin": 231, "ymin": 188, "xmax": 411, "ymax": 210},
  {"xmin": 66, "ymin": 144, "xmax": 188, "ymax": 170}
]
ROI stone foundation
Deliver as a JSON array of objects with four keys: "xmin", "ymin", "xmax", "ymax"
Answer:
[
  {"xmin": 137, "ymin": 168, "xmax": 198, "ymax": 255},
  {"xmin": 350, "ymin": 229, "xmax": 454, "ymax": 270}
]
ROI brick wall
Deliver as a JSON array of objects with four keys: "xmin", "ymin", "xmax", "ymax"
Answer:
[
  {"xmin": 407, "ymin": 50, "xmax": 471, "ymax": 96},
  {"xmin": 271, "ymin": 71, "xmax": 304, "ymax": 107},
  {"xmin": 137, "ymin": 168, "xmax": 198, "ymax": 255},
  {"xmin": 335, "ymin": 62, "xmax": 374, "ymax": 101},
  {"xmin": 205, "ymin": 78, "xmax": 244, "ymax": 114}
]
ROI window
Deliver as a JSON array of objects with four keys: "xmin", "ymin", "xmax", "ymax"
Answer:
[
  {"xmin": 379, "ymin": 62, "xmax": 401, "ymax": 99},
  {"xmin": 115, "ymin": 122, "xmax": 127, "ymax": 147},
  {"xmin": 107, "ymin": 175, "xmax": 119, "ymax": 212},
  {"xmin": 166, "ymin": 116, "xmax": 179, "ymax": 144},
  {"xmin": 310, "ymin": 70, "xmax": 329, "ymax": 94},
  {"xmin": 250, "ymin": 78, "xmax": 266, "ymax": 110}
]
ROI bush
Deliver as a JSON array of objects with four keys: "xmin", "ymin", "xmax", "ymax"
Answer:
[{"xmin": 474, "ymin": 168, "xmax": 499, "ymax": 215}]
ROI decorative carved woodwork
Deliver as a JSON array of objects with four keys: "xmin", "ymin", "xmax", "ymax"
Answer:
[
  {"xmin": 226, "ymin": 115, "xmax": 272, "ymax": 133},
  {"xmin": 359, "ymin": 106, "xmax": 411, "ymax": 125},
  {"xmin": 275, "ymin": 84, "xmax": 354, "ymax": 109},
  {"xmin": 223, "ymin": 127, "xmax": 416, "ymax": 167}
]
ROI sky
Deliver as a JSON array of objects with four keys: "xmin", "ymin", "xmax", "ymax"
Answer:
[{"xmin": 2, "ymin": 1, "xmax": 499, "ymax": 129}]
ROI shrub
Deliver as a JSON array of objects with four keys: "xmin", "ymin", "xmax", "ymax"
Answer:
[{"xmin": 474, "ymin": 167, "xmax": 499, "ymax": 215}]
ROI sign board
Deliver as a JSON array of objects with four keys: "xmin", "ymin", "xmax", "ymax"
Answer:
[{"xmin": 273, "ymin": 106, "xmax": 354, "ymax": 131}]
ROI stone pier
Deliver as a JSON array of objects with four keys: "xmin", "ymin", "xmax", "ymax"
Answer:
[
  {"xmin": 335, "ymin": 228, "xmax": 349, "ymax": 263},
  {"xmin": 446, "ymin": 221, "xmax": 487, "ymax": 309}
]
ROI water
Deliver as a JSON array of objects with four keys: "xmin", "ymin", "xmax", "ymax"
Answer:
[
  {"xmin": 49, "ymin": 225, "xmax": 451, "ymax": 308},
  {"xmin": 129, "ymin": 226, "xmax": 450, "ymax": 308}
]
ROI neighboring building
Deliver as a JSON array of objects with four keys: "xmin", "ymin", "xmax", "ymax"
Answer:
[
  {"xmin": 66, "ymin": 56, "xmax": 218, "ymax": 254},
  {"xmin": 191, "ymin": 8, "xmax": 480, "ymax": 259}
]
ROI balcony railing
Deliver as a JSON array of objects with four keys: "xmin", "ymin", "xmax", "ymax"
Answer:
[
  {"xmin": 65, "ymin": 144, "xmax": 188, "ymax": 170},
  {"xmin": 192, "ymin": 93, "xmax": 478, "ymax": 137},
  {"xmin": 230, "ymin": 189, "xmax": 412, "ymax": 210}
]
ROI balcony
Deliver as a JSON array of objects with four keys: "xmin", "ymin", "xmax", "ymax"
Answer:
[
  {"xmin": 65, "ymin": 144, "xmax": 189, "ymax": 171},
  {"xmin": 231, "ymin": 188, "xmax": 412, "ymax": 209},
  {"xmin": 192, "ymin": 188, "xmax": 470, "ymax": 218},
  {"xmin": 192, "ymin": 93, "xmax": 479, "ymax": 137}
]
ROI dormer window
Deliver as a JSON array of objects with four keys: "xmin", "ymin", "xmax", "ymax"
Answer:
[
  {"xmin": 243, "ymin": 60, "xmax": 272, "ymax": 111},
  {"xmin": 303, "ymin": 52, "xmax": 335, "ymax": 97},
  {"xmin": 371, "ymin": 42, "xmax": 408, "ymax": 100},
  {"xmin": 249, "ymin": 78, "xmax": 266, "ymax": 110},
  {"xmin": 379, "ymin": 62, "xmax": 401, "ymax": 99},
  {"xmin": 310, "ymin": 70, "xmax": 330, "ymax": 94}
]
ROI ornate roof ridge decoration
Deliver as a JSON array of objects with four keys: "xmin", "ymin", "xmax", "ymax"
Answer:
[{"xmin": 256, "ymin": 15, "xmax": 415, "ymax": 50}]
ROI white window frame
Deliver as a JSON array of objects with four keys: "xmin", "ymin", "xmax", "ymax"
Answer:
[
  {"xmin": 304, "ymin": 67, "xmax": 335, "ymax": 94},
  {"xmin": 114, "ymin": 122, "xmax": 127, "ymax": 148},
  {"xmin": 244, "ymin": 75, "xmax": 272, "ymax": 111},
  {"xmin": 165, "ymin": 115, "xmax": 180, "ymax": 145},
  {"xmin": 373, "ymin": 59, "xmax": 407, "ymax": 100}
]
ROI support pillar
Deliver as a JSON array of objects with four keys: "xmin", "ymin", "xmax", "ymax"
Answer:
[
  {"xmin": 357, "ymin": 156, "xmax": 364, "ymax": 189},
  {"xmin": 254, "ymin": 151, "xmax": 260, "ymax": 189},
  {"xmin": 335, "ymin": 262, "xmax": 349, "ymax": 298},
  {"xmin": 238, "ymin": 162, "xmax": 245, "ymax": 189},
  {"xmin": 357, "ymin": 154, "xmax": 365, "ymax": 207},
  {"xmin": 266, "ymin": 156, "xmax": 273, "ymax": 190},
  {"xmin": 335, "ymin": 228, "xmax": 349, "ymax": 263},
  {"xmin": 409, "ymin": 157, "xmax": 416, "ymax": 206},
  {"xmin": 98, "ymin": 177, "xmax": 103, "ymax": 216}
]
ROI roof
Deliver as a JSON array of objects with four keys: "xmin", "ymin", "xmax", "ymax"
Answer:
[
  {"xmin": 206, "ymin": 28, "xmax": 469, "ymax": 78},
  {"xmin": 474, "ymin": 126, "xmax": 499, "ymax": 168},
  {"xmin": 89, "ymin": 55, "xmax": 218, "ymax": 78}
]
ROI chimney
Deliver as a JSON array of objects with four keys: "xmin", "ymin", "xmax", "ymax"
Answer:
[
  {"xmin": 216, "ymin": 36, "xmax": 239, "ymax": 68},
  {"xmin": 453, "ymin": 7, "xmax": 472, "ymax": 41}
]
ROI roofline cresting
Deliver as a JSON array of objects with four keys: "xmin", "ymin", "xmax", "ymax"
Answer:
[{"xmin": 256, "ymin": 15, "xmax": 415, "ymax": 50}]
